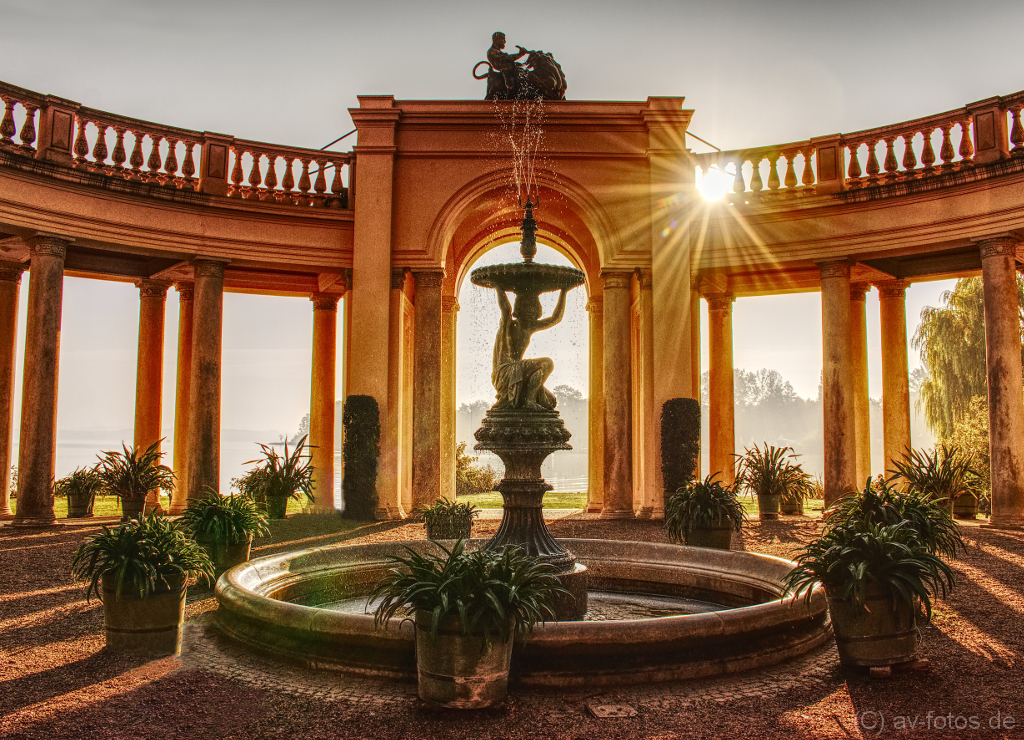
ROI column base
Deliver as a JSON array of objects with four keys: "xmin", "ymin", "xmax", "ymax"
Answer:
[
  {"xmin": 585, "ymin": 503, "xmax": 603, "ymax": 514},
  {"xmin": 635, "ymin": 506, "xmax": 653, "ymax": 519},
  {"xmin": 9, "ymin": 518, "xmax": 65, "ymax": 528},
  {"xmin": 302, "ymin": 506, "xmax": 339, "ymax": 516},
  {"xmin": 0, "ymin": 511, "xmax": 14, "ymax": 520},
  {"xmin": 374, "ymin": 505, "xmax": 406, "ymax": 521},
  {"xmin": 599, "ymin": 508, "xmax": 635, "ymax": 520},
  {"xmin": 982, "ymin": 520, "xmax": 1024, "ymax": 531}
]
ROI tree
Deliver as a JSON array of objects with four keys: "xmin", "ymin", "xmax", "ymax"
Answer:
[{"xmin": 911, "ymin": 277, "xmax": 1024, "ymax": 440}]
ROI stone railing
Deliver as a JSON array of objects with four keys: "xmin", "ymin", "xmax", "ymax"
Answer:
[
  {"xmin": 693, "ymin": 90, "xmax": 1024, "ymax": 202},
  {"xmin": 0, "ymin": 79, "xmax": 352, "ymax": 208}
]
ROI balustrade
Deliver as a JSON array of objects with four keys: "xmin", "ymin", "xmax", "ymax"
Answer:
[{"xmin": 0, "ymin": 80, "xmax": 351, "ymax": 209}]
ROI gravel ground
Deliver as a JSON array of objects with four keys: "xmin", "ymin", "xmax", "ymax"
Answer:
[{"xmin": 1, "ymin": 513, "xmax": 1022, "ymax": 739}]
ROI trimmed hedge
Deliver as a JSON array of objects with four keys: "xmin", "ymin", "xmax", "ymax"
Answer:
[
  {"xmin": 342, "ymin": 395, "xmax": 381, "ymax": 520},
  {"xmin": 661, "ymin": 398, "xmax": 700, "ymax": 493}
]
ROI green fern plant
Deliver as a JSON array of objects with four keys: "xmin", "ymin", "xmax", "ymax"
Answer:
[
  {"xmin": 664, "ymin": 473, "xmax": 745, "ymax": 543},
  {"xmin": 179, "ymin": 492, "xmax": 270, "ymax": 544},
  {"xmin": 888, "ymin": 444, "xmax": 977, "ymax": 507},
  {"xmin": 95, "ymin": 441, "xmax": 175, "ymax": 502},
  {"xmin": 245, "ymin": 435, "xmax": 315, "ymax": 502},
  {"xmin": 735, "ymin": 443, "xmax": 810, "ymax": 502},
  {"xmin": 416, "ymin": 499, "xmax": 480, "ymax": 540}
]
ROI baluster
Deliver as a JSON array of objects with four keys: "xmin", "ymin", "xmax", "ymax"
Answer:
[
  {"xmin": 247, "ymin": 152, "xmax": 263, "ymax": 200},
  {"xmin": 313, "ymin": 159, "xmax": 327, "ymax": 199},
  {"xmin": 901, "ymin": 132, "xmax": 917, "ymax": 179},
  {"xmin": 230, "ymin": 148, "xmax": 244, "ymax": 197},
  {"xmin": 330, "ymin": 159, "xmax": 344, "ymax": 198},
  {"xmin": 72, "ymin": 117, "xmax": 90, "ymax": 165},
  {"xmin": 939, "ymin": 125, "xmax": 955, "ymax": 168},
  {"xmin": 146, "ymin": 135, "xmax": 163, "ymax": 182},
  {"xmin": 732, "ymin": 158, "xmax": 745, "ymax": 196},
  {"xmin": 766, "ymin": 153, "xmax": 781, "ymax": 191},
  {"xmin": 749, "ymin": 156, "xmax": 764, "ymax": 194},
  {"xmin": 19, "ymin": 104, "xmax": 38, "ymax": 151},
  {"xmin": 1011, "ymin": 107, "xmax": 1024, "ymax": 155},
  {"xmin": 91, "ymin": 123, "xmax": 109, "ymax": 170},
  {"xmin": 0, "ymin": 97, "xmax": 16, "ymax": 145},
  {"xmin": 883, "ymin": 138, "xmax": 899, "ymax": 181},
  {"xmin": 264, "ymin": 154, "xmax": 279, "ymax": 200},
  {"xmin": 127, "ymin": 131, "xmax": 144, "ymax": 180},
  {"xmin": 847, "ymin": 143, "xmax": 862, "ymax": 187},
  {"xmin": 282, "ymin": 157, "xmax": 296, "ymax": 203},
  {"xmin": 298, "ymin": 158, "xmax": 312, "ymax": 205},
  {"xmin": 162, "ymin": 138, "xmax": 179, "ymax": 185},
  {"xmin": 783, "ymin": 152, "xmax": 797, "ymax": 189},
  {"xmin": 920, "ymin": 127, "xmax": 936, "ymax": 173},
  {"xmin": 111, "ymin": 127, "xmax": 127, "ymax": 172},
  {"xmin": 958, "ymin": 119, "xmax": 974, "ymax": 164},
  {"xmin": 181, "ymin": 141, "xmax": 196, "ymax": 189},
  {"xmin": 865, "ymin": 139, "xmax": 880, "ymax": 184},
  {"xmin": 801, "ymin": 150, "xmax": 815, "ymax": 187}
]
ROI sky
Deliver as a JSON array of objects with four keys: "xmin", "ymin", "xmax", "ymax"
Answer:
[{"xmin": 3, "ymin": 0, "xmax": 1021, "ymax": 477}]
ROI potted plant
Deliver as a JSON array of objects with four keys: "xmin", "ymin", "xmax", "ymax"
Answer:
[
  {"xmin": 244, "ymin": 435, "xmax": 315, "ymax": 519},
  {"xmin": 57, "ymin": 467, "xmax": 103, "ymax": 519},
  {"xmin": 71, "ymin": 512, "xmax": 214, "ymax": 656},
  {"xmin": 785, "ymin": 518, "xmax": 955, "ymax": 668},
  {"xmin": 179, "ymin": 492, "xmax": 270, "ymax": 578},
  {"xmin": 888, "ymin": 444, "xmax": 977, "ymax": 517},
  {"xmin": 95, "ymin": 441, "xmax": 176, "ymax": 521},
  {"xmin": 417, "ymin": 498, "xmax": 480, "ymax": 541},
  {"xmin": 664, "ymin": 473, "xmax": 745, "ymax": 549},
  {"xmin": 735, "ymin": 443, "xmax": 807, "ymax": 520},
  {"xmin": 370, "ymin": 540, "xmax": 566, "ymax": 708}
]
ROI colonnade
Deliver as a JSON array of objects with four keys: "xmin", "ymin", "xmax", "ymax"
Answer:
[
  {"xmin": 701, "ymin": 237, "xmax": 1024, "ymax": 528},
  {"xmin": 4, "ymin": 238, "xmax": 345, "ymax": 526}
]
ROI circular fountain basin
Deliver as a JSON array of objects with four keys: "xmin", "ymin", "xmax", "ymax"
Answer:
[{"xmin": 214, "ymin": 539, "xmax": 831, "ymax": 687}]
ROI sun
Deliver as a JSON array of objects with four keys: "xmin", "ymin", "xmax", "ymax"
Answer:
[{"xmin": 696, "ymin": 164, "xmax": 735, "ymax": 202}]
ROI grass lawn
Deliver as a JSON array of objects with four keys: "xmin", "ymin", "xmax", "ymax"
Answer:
[
  {"xmin": 11, "ymin": 494, "xmax": 311, "ymax": 518},
  {"xmin": 458, "ymin": 490, "xmax": 587, "ymax": 509}
]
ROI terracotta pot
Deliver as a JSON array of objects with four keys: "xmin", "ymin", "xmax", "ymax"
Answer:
[
  {"xmin": 67, "ymin": 491, "xmax": 95, "ymax": 518},
  {"xmin": 195, "ymin": 533, "xmax": 253, "ymax": 579},
  {"xmin": 757, "ymin": 494, "xmax": 780, "ymax": 520},
  {"xmin": 101, "ymin": 572, "xmax": 185, "ymax": 657},
  {"xmin": 120, "ymin": 498, "xmax": 146, "ymax": 522},
  {"xmin": 415, "ymin": 611, "xmax": 513, "ymax": 708},
  {"xmin": 826, "ymin": 584, "xmax": 918, "ymax": 667},
  {"xmin": 425, "ymin": 518, "xmax": 473, "ymax": 542},
  {"xmin": 265, "ymin": 495, "xmax": 289, "ymax": 520},
  {"xmin": 953, "ymin": 493, "xmax": 979, "ymax": 520},
  {"xmin": 684, "ymin": 525, "xmax": 733, "ymax": 549}
]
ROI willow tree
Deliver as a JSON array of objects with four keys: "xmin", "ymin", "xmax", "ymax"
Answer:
[{"xmin": 910, "ymin": 276, "xmax": 1024, "ymax": 440}]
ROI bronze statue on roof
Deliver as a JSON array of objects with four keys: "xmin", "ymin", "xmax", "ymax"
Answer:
[{"xmin": 473, "ymin": 32, "xmax": 567, "ymax": 101}]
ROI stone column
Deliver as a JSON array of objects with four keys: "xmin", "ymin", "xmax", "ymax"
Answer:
[
  {"xmin": 378, "ymin": 268, "xmax": 407, "ymax": 520},
  {"xmin": 440, "ymin": 295, "xmax": 458, "ymax": 501},
  {"xmin": 13, "ymin": 235, "xmax": 68, "ymax": 527},
  {"xmin": 690, "ymin": 284, "xmax": 702, "ymax": 480},
  {"xmin": 309, "ymin": 293, "xmax": 340, "ymax": 513},
  {"xmin": 169, "ymin": 284, "xmax": 194, "ymax": 514},
  {"xmin": 706, "ymin": 293, "xmax": 736, "ymax": 487},
  {"xmin": 586, "ymin": 297, "xmax": 605, "ymax": 513},
  {"xmin": 412, "ymin": 269, "xmax": 443, "ymax": 511},
  {"xmin": 0, "ymin": 264, "xmax": 23, "ymax": 520},
  {"xmin": 185, "ymin": 260, "xmax": 225, "ymax": 500},
  {"xmin": 876, "ymin": 280, "xmax": 912, "ymax": 476},
  {"xmin": 133, "ymin": 281, "xmax": 168, "ymax": 512},
  {"xmin": 601, "ymin": 271, "xmax": 634, "ymax": 519},
  {"xmin": 978, "ymin": 237, "xmax": 1024, "ymax": 529},
  {"xmin": 638, "ymin": 273, "xmax": 660, "ymax": 518},
  {"xmin": 850, "ymin": 284, "xmax": 871, "ymax": 488},
  {"xmin": 819, "ymin": 261, "xmax": 857, "ymax": 505}
]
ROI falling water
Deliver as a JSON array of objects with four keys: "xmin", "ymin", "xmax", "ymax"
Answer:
[{"xmin": 493, "ymin": 91, "xmax": 546, "ymax": 204}]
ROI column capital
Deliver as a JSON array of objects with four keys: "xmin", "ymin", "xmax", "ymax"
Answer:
[
  {"xmin": 0, "ymin": 262, "xmax": 25, "ymax": 283},
  {"xmin": 974, "ymin": 235, "xmax": 1019, "ymax": 260},
  {"xmin": 175, "ymin": 282, "xmax": 195, "ymax": 302},
  {"xmin": 192, "ymin": 259, "xmax": 227, "ymax": 279},
  {"xmin": 391, "ymin": 267, "xmax": 407, "ymax": 290},
  {"xmin": 25, "ymin": 233, "xmax": 72, "ymax": 259},
  {"xmin": 601, "ymin": 270, "xmax": 632, "ymax": 290},
  {"xmin": 705, "ymin": 292, "xmax": 735, "ymax": 312},
  {"xmin": 441, "ymin": 295, "xmax": 459, "ymax": 313},
  {"xmin": 875, "ymin": 279, "xmax": 909, "ymax": 299},
  {"xmin": 412, "ymin": 268, "xmax": 445, "ymax": 288},
  {"xmin": 817, "ymin": 260, "xmax": 852, "ymax": 280},
  {"xmin": 850, "ymin": 283, "xmax": 871, "ymax": 301},
  {"xmin": 136, "ymin": 280, "xmax": 170, "ymax": 300},
  {"xmin": 638, "ymin": 271, "xmax": 653, "ymax": 290},
  {"xmin": 311, "ymin": 293, "xmax": 341, "ymax": 311},
  {"xmin": 586, "ymin": 296, "xmax": 603, "ymax": 313}
]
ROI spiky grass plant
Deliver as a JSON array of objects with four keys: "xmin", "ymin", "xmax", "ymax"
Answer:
[
  {"xmin": 55, "ymin": 467, "xmax": 103, "ymax": 501},
  {"xmin": 888, "ymin": 444, "xmax": 977, "ymax": 508},
  {"xmin": 245, "ymin": 435, "xmax": 315, "ymax": 503},
  {"xmin": 784, "ymin": 520, "xmax": 955, "ymax": 618},
  {"xmin": 826, "ymin": 477, "xmax": 964, "ymax": 560},
  {"xmin": 179, "ymin": 492, "xmax": 270, "ymax": 544},
  {"xmin": 735, "ymin": 443, "xmax": 811, "ymax": 503},
  {"xmin": 95, "ymin": 441, "xmax": 175, "ymax": 503},
  {"xmin": 416, "ymin": 499, "xmax": 480, "ymax": 540},
  {"xmin": 370, "ymin": 540, "xmax": 567, "ymax": 647},
  {"xmin": 664, "ymin": 473, "xmax": 745, "ymax": 544},
  {"xmin": 72, "ymin": 512, "xmax": 214, "ymax": 600}
]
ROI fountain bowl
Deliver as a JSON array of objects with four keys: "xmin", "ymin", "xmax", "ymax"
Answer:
[
  {"xmin": 470, "ymin": 262, "xmax": 585, "ymax": 294},
  {"xmin": 214, "ymin": 538, "xmax": 831, "ymax": 687}
]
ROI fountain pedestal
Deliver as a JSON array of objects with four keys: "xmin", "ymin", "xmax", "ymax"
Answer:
[{"xmin": 475, "ymin": 407, "xmax": 589, "ymax": 619}]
